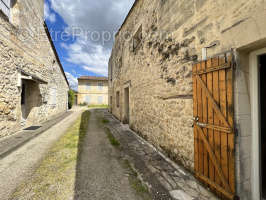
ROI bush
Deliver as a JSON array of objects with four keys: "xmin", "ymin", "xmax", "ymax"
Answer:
[
  {"xmin": 79, "ymin": 103, "xmax": 88, "ymax": 106},
  {"xmin": 68, "ymin": 90, "xmax": 75, "ymax": 109}
]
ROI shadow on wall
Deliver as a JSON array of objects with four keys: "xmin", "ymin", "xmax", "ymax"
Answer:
[{"xmin": 21, "ymin": 80, "xmax": 42, "ymax": 121}]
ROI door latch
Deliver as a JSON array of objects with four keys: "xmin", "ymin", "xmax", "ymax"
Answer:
[{"xmin": 192, "ymin": 116, "xmax": 199, "ymax": 127}]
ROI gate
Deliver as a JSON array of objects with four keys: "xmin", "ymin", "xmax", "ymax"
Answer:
[{"xmin": 193, "ymin": 52, "xmax": 235, "ymax": 199}]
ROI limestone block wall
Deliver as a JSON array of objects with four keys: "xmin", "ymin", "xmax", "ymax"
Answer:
[
  {"xmin": 109, "ymin": 0, "xmax": 266, "ymax": 198},
  {"xmin": 0, "ymin": 0, "xmax": 69, "ymax": 138}
]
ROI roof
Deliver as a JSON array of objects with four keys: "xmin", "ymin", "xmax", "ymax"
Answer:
[
  {"xmin": 78, "ymin": 76, "xmax": 108, "ymax": 81},
  {"xmin": 44, "ymin": 22, "xmax": 69, "ymax": 87},
  {"xmin": 116, "ymin": 0, "xmax": 139, "ymax": 37}
]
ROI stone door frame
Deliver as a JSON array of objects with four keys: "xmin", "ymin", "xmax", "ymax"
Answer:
[{"xmin": 249, "ymin": 48, "xmax": 266, "ymax": 200}]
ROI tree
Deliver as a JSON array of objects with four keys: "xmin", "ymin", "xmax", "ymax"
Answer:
[{"xmin": 68, "ymin": 90, "xmax": 75, "ymax": 109}]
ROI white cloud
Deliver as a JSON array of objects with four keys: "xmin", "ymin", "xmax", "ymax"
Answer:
[
  {"xmin": 50, "ymin": 0, "xmax": 134, "ymax": 37},
  {"xmin": 60, "ymin": 42, "xmax": 68, "ymax": 49},
  {"xmin": 83, "ymin": 66, "xmax": 108, "ymax": 76},
  {"xmin": 65, "ymin": 72, "xmax": 78, "ymax": 90},
  {"xmin": 50, "ymin": 0, "xmax": 134, "ymax": 77},
  {"xmin": 44, "ymin": 2, "xmax": 56, "ymax": 23},
  {"xmin": 61, "ymin": 39, "xmax": 110, "ymax": 76}
]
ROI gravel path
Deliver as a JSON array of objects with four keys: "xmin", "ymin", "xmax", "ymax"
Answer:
[
  {"xmin": 74, "ymin": 109, "xmax": 143, "ymax": 200},
  {"xmin": 0, "ymin": 107, "xmax": 84, "ymax": 200}
]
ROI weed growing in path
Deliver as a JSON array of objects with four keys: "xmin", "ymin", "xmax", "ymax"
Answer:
[
  {"xmin": 122, "ymin": 160, "xmax": 151, "ymax": 200},
  {"xmin": 102, "ymin": 118, "xmax": 110, "ymax": 124},
  {"xmin": 104, "ymin": 127, "xmax": 120, "ymax": 147}
]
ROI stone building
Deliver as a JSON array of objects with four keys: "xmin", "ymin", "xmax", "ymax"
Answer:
[
  {"xmin": 109, "ymin": 0, "xmax": 266, "ymax": 199},
  {"xmin": 0, "ymin": 0, "xmax": 69, "ymax": 138},
  {"xmin": 78, "ymin": 76, "xmax": 108, "ymax": 105}
]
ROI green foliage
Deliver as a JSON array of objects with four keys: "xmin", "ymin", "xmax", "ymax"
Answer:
[
  {"xmin": 88, "ymin": 104, "xmax": 108, "ymax": 108},
  {"xmin": 79, "ymin": 102, "xmax": 88, "ymax": 106},
  {"xmin": 68, "ymin": 90, "xmax": 76, "ymax": 109},
  {"xmin": 104, "ymin": 127, "xmax": 120, "ymax": 147},
  {"xmin": 102, "ymin": 118, "xmax": 110, "ymax": 124}
]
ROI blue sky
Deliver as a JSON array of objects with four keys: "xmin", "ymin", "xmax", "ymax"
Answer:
[{"xmin": 44, "ymin": 0, "xmax": 134, "ymax": 90}]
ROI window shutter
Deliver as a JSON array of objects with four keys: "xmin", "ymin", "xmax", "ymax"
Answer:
[
  {"xmin": 0, "ymin": 0, "xmax": 10, "ymax": 19},
  {"xmin": 86, "ymin": 83, "xmax": 90, "ymax": 90},
  {"xmin": 98, "ymin": 82, "xmax": 103, "ymax": 90},
  {"xmin": 98, "ymin": 96, "xmax": 103, "ymax": 104},
  {"xmin": 85, "ymin": 95, "xmax": 90, "ymax": 104}
]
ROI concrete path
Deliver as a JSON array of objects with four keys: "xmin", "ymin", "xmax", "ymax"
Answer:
[
  {"xmin": 0, "ymin": 111, "xmax": 73, "ymax": 159},
  {"xmin": 103, "ymin": 110, "xmax": 219, "ymax": 200},
  {"xmin": 74, "ymin": 109, "xmax": 143, "ymax": 200},
  {"xmin": 0, "ymin": 107, "xmax": 84, "ymax": 200}
]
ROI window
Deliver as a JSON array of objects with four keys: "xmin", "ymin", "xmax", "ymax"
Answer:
[
  {"xmin": 132, "ymin": 25, "xmax": 142, "ymax": 51},
  {"xmin": 85, "ymin": 95, "xmax": 90, "ymax": 104},
  {"xmin": 116, "ymin": 91, "xmax": 120, "ymax": 108},
  {"xmin": 98, "ymin": 82, "xmax": 103, "ymax": 90},
  {"xmin": 0, "ymin": 0, "xmax": 11, "ymax": 19},
  {"xmin": 86, "ymin": 83, "xmax": 91, "ymax": 90},
  {"xmin": 98, "ymin": 96, "xmax": 103, "ymax": 104},
  {"xmin": 49, "ymin": 88, "xmax": 57, "ymax": 105}
]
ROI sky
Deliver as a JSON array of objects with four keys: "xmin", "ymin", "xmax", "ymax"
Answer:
[{"xmin": 44, "ymin": 0, "xmax": 135, "ymax": 90}]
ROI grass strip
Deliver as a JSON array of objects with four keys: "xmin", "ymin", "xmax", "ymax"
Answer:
[
  {"xmin": 88, "ymin": 104, "xmax": 108, "ymax": 109},
  {"xmin": 10, "ymin": 111, "xmax": 90, "ymax": 200}
]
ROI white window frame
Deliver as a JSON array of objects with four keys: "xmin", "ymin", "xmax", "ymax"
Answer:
[
  {"xmin": 0, "ymin": 0, "xmax": 11, "ymax": 19},
  {"xmin": 250, "ymin": 48, "xmax": 266, "ymax": 200}
]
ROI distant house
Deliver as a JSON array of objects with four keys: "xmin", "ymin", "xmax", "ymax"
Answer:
[
  {"xmin": 0, "ymin": 0, "xmax": 69, "ymax": 138},
  {"xmin": 78, "ymin": 76, "xmax": 108, "ymax": 105}
]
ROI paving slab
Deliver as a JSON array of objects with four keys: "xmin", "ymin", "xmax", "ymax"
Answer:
[{"xmin": 103, "ymin": 110, "xmax": 219, "ymax": 200}]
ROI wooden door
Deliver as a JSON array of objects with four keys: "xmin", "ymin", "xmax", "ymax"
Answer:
[{"xmin": 193, "ymin": 52, "xmax": 236, "ymax": 200}]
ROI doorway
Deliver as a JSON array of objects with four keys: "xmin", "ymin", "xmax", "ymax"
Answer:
[
  {"xmin": 260, "ymin": 54, "xmax": 266, "ymax": 199},
  {"xmin": 110, "ymin": 96, "xmax": 112, "ymax": 113},
  {"xmin": 20, "ymin": 80, "xmax": 41, "ymax": 123},
  {"xmin": 124, "ymin": 87, "xmax": 129, "ymax": 124}
]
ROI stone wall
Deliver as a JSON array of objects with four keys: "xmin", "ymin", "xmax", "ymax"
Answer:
[
  {"xmin": 0, "ymin": 0, "xmax": 69, "ymax": 137},
  {"xmin": 109, "ymin": 0, "xmax": 266, "ymax": 199}
]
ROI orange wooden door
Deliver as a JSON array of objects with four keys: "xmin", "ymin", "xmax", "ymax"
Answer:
[{"xmin": 193, "ymin": 52, "xmax": 236, "ymax": 200}]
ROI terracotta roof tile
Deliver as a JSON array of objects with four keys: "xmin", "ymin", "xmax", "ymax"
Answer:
[{"xmin": 78, "ymin": 76, "xmax": 108, "ymax": 81}]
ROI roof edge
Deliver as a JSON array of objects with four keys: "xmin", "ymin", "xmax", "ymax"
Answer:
[
  {"xmin": 44, "ymin": 21, "xmax": 70, "ymax": 88},
  {"xmin": 78, "ymin": 76, "xmax": 108, "ymax": 81},
  {"xmin": 116, "ymin": 0, "xmax": 139, "ymax": 37}
]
